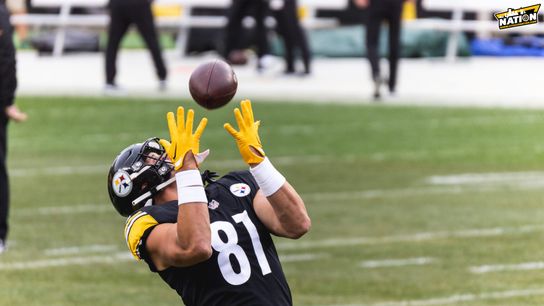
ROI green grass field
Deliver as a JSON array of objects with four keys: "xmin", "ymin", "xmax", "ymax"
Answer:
[{"xmin": 2, "ymin": 97, "xmax": 544, "ymax": 306}]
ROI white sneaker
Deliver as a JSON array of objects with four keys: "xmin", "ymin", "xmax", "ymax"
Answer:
[
  {"xmin": 103, "ymin": 84, "xmax": 127, "ymax": 97},
  {"xmin": 0, "ymin": 239, "xmax": 7, "ymax": 254}
]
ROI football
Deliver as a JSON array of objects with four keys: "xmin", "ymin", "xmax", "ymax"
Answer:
[{"xmin": 189, "ymin": 59, "xmax": 238, "ymax": 110}]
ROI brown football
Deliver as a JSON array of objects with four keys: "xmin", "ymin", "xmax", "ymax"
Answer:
[{"xmin": 189, "ymin": 59, "xmax": 238, "ymax": 110}]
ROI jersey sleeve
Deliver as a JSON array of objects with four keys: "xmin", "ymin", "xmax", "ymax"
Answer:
[{"xmin": 124, "ymin": 211, "xmax": 159, "ymax": 260}]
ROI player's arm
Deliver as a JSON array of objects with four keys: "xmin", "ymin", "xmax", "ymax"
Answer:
[
  {"xmin": 252, "ymin": 179, "xmax": 310, "ymax": 239},
  {"xmin": 148, "ymin": 107, "xmax": 212, "ymax": 270},
  {"xmin": 224, "ymin": 100, "xmax": 311, "ymax": 239}
]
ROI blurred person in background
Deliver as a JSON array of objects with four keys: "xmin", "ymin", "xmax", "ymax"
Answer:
[
  {"xmin": 5, "ymin": 0, "xmax": 28, "ymax": 47},
  {"xmin": 270, "ymin": 0, "xmax": 311, "ymax": 75},
  {"xmin": 354, "ymin": 0, "xmax": 414, "ymax": 99},
  {"xmin": 105, "ymin": 0, "xmax": 167, "ymax": 94},
  {"xmin": 223, "ymin": 0, "xmax": 269, "ymax": 72},
  {"xmin": 0, "ymin": 0, "xmax": 28, "ymax": 254}
]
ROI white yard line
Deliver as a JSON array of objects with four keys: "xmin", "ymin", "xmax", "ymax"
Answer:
[
  {"xmin": 302, "ymin": 186, "xmax": 467, "ymax": 201},
  {"xmin": 10, "ymin": 165, "xmax": 108, "ymax": 177},
  {"xmin": 14, "ymin": 204, "xmax": 112, "ymax": 216},
  {"xmin": 44, "ymin": 244, "xmax": 118, "ymax": 256},
  {"xmin": 325, "ymin": 288, "xmax": 544, "ymax": 306},
  {"xmin": 12, "ymin": 183, "xmax": 535, "ymax": 218},
  {"xmin": 303, "ymin": 181, "xmax": 544, "ymax": 202},
  {"xmin": 470, "ymin": 262, "xmax": 544, "ymax": 274},
  {"xmin": 7, "ymin": 186, "xmax": 487, "ymax": 217},
  {"xmin": 0, "ymin": 251, "xmax": 322, "ymax": 270},
  {"xmin": 8, "ymin": 155, "xmax": 334, "ymax": 177},
  {"xmin": 359, "ymin": 257, "xmax": 434, "ymax": 269},
  {"xmin": 0, "ymin": 252, "xmax": 133, "ymax": 270},
  {"xmin": 276, "ymin": 225, "xmax": 544, "ymax": 251},
  {"xmin": 426, "ymin": 171, "xmax": 544, "ymax": 186}
]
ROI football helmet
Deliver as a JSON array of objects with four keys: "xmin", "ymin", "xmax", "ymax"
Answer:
[{"xmin": 107, "ymin": 138, "xmax": 175, "ymax": 217}]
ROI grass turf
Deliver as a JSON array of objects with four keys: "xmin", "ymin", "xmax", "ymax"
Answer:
[{"xmin": 2, "ymin": 96, "xmax": 544, "ymax": 305}]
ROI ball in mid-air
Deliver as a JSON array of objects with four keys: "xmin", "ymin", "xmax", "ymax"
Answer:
[{"xmin": 189, "ymin": 59, "xmax": 238, "ymax": 110}]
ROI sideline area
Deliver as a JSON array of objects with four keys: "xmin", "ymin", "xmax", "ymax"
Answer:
[{"xmin": 16, "ymin": 50, "xmax": 544, "ymax": 108}]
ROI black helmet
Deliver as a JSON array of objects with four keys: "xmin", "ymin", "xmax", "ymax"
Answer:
[{"xmin": 107, "ymin": 138, "xmax": 175, "ymax": 217}]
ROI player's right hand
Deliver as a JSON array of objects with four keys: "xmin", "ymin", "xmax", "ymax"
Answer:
[
  {"xmin": 223, "ymin": 100, "xmax": 265, "ymax": 165},
  {"xmin": 159, "ymin": 107, "xmax": 207, "ymax": 171}
]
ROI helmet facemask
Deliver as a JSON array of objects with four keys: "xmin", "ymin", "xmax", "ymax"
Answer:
[{"xmin": 108, "ymin": 138, "xmax": 176, "ymax": 217}]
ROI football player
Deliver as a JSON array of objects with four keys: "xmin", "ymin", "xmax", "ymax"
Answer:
[{"xmin": 108, "ymin": 100, "xmax": 311, "ymax": 305}]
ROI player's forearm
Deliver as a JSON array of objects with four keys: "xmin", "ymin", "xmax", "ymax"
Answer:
[
  {"xmin": 174, "ymin": 164, "xmax": 212, "ymax": 261},
  {"xmin": 251, "ymin": 158, "xmax": 311, "ymax": 238},
  {"xmin": 175, "ymin": 204, "xmax": 211, "ymax": 260},
  {"xmin": 266, "ymin": 182, "xmax": 311, "ymax": 239}
]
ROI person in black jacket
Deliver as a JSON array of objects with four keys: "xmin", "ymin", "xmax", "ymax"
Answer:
[
  {"xmin": 354, "ymin": 0, "xmax": 411, "ymax": 99},
  {"xmin": 105, "ymin": 0, "xmax": 167, "ymax": 93},
  {"xmin": 0, "ymin": 0, "xmax": 27, "ymax": 254},
  {"xmin": 270, "ymin": 0, "xmax": 311, "ymax": 75},
  {"xmin": 223, "ymin": 0, "xmax": 269, "ymax": 71}
]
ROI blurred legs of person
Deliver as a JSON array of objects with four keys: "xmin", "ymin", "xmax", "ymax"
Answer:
[
  {"xmin": 105, "ymin": 0, "xmax": 168, "ymax": 93},
  {"xmin": 365, "ymin": 6, "xmax": 382, "ymax": 99},
  {"xmin": 105, "ymin": 4, "xmax": 130, "ymax": 93},
  {"xmin": 271, "ymin": 0, "xmax": 311, "ymax": 75},
  {"xmin": 365, "ymin": 0, "xmax": 403, "ymax": 99},
  {"xmin": 133, "ymin": 2, "xmax": 168, "ymax": 89},
  {"xmin": 386, "ymin": 0, "xmax": 402, "ymax": 94},
  {"xmin": 223, "ymin": 0, "xmax": 269, "ymax": 71}
]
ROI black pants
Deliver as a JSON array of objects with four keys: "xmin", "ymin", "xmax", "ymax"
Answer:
[
  {"xmin": 366, "ymin": 0, "xmax": 403, "ymax": 91},
  {"xmin": 272, "ymin": 0, "xmax": 311, "ymax": 73},
  {"xmin": 0, "ymin": 3, "xmax": 16, "ymax": 242},
  {"xmin": 0, "ymin": 117, "xmax": 8, "ymax": 242},
  {"xmin": 105, "ymin": 1, "xmax": 167, "ymax": 85},
  {"xmin": 223, "ymin": 0, "xmax": 269, "ymax": 60}
]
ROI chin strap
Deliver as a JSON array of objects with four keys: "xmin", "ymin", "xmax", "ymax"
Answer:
[{"xmin": 131, "ymin": 176, "xmax": 176, "ymax": 207}]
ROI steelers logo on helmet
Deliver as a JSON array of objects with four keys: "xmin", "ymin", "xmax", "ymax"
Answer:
[
  {"xmin": 112, "ymin": 169, "xmax": 133, "ymax": 197},
  {"xmin": 230, "ymin": 183, "xmax": 251, "ymax": 197}
]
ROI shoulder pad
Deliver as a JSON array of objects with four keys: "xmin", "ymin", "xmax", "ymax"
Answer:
[{"xmin": 124, "ymin": 211, "xmax": 158, "ymax": 260}]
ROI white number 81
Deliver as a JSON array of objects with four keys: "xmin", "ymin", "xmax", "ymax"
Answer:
[{"xmin": 210, "ymin": 210, "xmax": 272, "ymax": 285}]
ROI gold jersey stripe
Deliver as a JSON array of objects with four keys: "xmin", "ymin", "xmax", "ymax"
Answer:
[
  {"xmin": 125, "ymin": 213, "xmax": 158, "ymax": 260},
  {"xmin": 124, "ymin": 211, "xmax": 147, "ymax": 241}
]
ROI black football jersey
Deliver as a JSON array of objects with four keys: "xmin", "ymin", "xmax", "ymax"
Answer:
[{"xmin": 124, "ymin": 171, "xmax": 292, "ymax": 306}]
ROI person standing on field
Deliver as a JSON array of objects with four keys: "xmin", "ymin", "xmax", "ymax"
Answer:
[
  {"xmin": 105, "ymin": 0, "xmax": 168, "ymax": 94},
  {"xmin": 354, "ymin": 0, "xmax": 413, "ymax": 99},
  {"xmin": 0, "ymin": 0, "xmax": 28, "ymax": 254}
]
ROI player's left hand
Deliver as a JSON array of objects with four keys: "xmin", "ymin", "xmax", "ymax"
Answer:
[
  {"xmin": 224, "ymin": 100, "xmax": 265, "ymax": 165},
  {"xmin": 159, "ymin": 107, "xmax": 207, "ymax": 170}
]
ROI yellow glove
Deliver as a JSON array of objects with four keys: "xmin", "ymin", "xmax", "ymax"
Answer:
[
  {"xmin": 224, "ymin": 100, "xmax": 265, "ymax": 164},
  {"xmin": 159, "ymin": 107, "xmax": 207, "ymax": 170}
]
